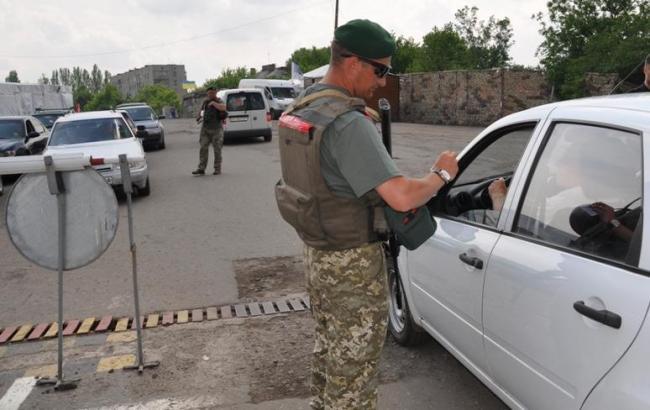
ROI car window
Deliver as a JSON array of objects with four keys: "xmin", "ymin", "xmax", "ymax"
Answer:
[
  {"xmin": 25, "ymin": 120, "xmax": 36, "ymax": 134},
  {"xmin": 124, "ymin": 107, "xmax": 156, "ymax": 121},
  {"xmin": 271, "ymin": 87, "xmax": 295, "ymax": 98},
  {"xmin": 440, "ymin": 125, "xmax": 536, "ymax": 227},
  {"xmin": 226, "ymin": 92, "xmax": 265, "ymax": 112},
  {"xmin": 32, "ymin": 118, "xmax": 46, "ymax": 134},
  {"xmin": 49, "ymin": 118, "xmax": 120, "ymax": 146},
  {"xmin": 117, "ymin": 118, "xmax": 133, "ymax": 139},
  {"xmin": 0, "ymin": 120, "xmax": 25, "ymax": 139},
  {"xmin": 514, "ymin": 122, "xmax": 642, "ymax": 266},
  {"xmin": 33, "ymin": 114, "xmax": 61, "ymax": 128}
]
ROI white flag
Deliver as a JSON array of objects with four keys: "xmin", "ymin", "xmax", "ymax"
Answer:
[{"xmin": 291, "ymin": 62, "xmax": 304, "ymax": 81}]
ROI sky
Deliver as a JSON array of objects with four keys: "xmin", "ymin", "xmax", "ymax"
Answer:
[{"xmin": 0, "ymin": 0, "xmax": 549, "ymax": 85}]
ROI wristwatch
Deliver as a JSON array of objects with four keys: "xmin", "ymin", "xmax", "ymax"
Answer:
[
  {"xmin": 431, "ymin": 167, "xmax": 452, "ymax": 184},
  {"xmin": 609, "ymin": 219, "xmax": 621, "ymax": 229}
]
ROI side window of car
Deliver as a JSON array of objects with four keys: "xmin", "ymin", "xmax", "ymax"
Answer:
[
  {"xmin": 25, "ymin": 120, "xmax": 36, "ymax": 134},
  {"xmin": 117, "ymin": 119, "xmax": 132, "ymax": 139},
  {"xmin": 439, "ymin": 124, "xmax": 536, "ymax": 227},
  {"xmin": 514, "ymin": 122, "xmax": 643, "ymax": 266},
  {"xmin": 32, "ymin": 119, "xmax": 45, "ymax": 134}
]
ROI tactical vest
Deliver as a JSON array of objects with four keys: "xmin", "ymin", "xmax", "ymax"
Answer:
[{"xmin": 275, "ymin": 89, "xmax": 388, "ymax": 251}]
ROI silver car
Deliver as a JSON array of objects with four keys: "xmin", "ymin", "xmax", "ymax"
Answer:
[{"xmin": 44, "ymin": 111, "xmax": 150, "ymax": 196}]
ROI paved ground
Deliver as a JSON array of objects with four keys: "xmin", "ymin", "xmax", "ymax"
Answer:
[{"xmin": 0, "ymin": 119, "xmax": 507, "ymax": 409}]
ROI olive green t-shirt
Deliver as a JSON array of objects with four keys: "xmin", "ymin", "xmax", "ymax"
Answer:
[{"xmin": 304, "ymin": 84, "xmax": 401, "ymax": 199}]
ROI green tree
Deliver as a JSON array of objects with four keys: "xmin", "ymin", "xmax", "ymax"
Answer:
[
  {"xmin": 51, "ymin": 70, "xmax": 60, "ymax": 86},
  {"xmin": 286, "ymin": 46, "xmax": 330, "ymax": 74},
  {"xmin": 73, "ymin": 84, "xmax": 93, "ymax": 110},
  {"xmin": 392, "ymin": 36, "xmax": 421, "ymax": 73},
  {"xmin": 202, "ymin": 67, "xmax": 256, "ymax": 90},
  {"xmin": 103, "ymin": 70, "xmax": 112, "ymax": 86},
  {"xmin": 91, "ymin": 64, "xmax": 103, "ymax": 93},
  {"xmin": 416, "ymin": 26, "xmax": 469, "ymax": 71},
  {"xmin": 5, "ymin": 70, "xmax": 20, "ymax": 83},
  {"xmin": 38, "ymin": 74, "xmax": 50, "ymax": 85},
  {"xmin": 453, "ymin": 6, "xmax": 513, "ymax": 69},
  {"xmin": 85, "ymin": 84, "xmax": 122, "ymax": 111},
  {"xmin": 133, "ymin": 84, "xmax": 180, "ymax": 114},
  {"xmin": 535, "ymin": 0, "xmax": 650, "ymax": 99}
]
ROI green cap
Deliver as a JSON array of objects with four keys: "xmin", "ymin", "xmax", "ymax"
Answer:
[{"xmin": 334, "ymin": 19, "xmax": 396, "ymax": 59}]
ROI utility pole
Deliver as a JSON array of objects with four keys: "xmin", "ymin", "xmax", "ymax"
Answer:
[{"xmin": 334, "ymin": 0, "xmax": 339, "ymax": 29}]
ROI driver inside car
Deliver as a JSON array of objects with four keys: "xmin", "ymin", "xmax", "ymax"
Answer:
[{"xmin": 459, "ymin": 177, "xmax": 508, "ymax": 226}]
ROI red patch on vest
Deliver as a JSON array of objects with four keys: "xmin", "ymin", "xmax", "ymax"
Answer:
[{"xmin": 279, "ymin": 114, "xmax": 313, "ymax": 134}]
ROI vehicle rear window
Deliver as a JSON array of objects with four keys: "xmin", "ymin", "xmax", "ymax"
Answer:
[
  {"xmin": 271, "ymin": 87, "xmax": 295, "ymax": 99},
  {"xmin": 124, "ymin": 107, "xmax": 156, "ymax": 121},
  {"xmin": 0, "ymin": 120, "xmax": 24, "ymax": 139},
  {"xmin": 226, "ymin": 92, "xmax": 265, "ymax": 112},
  {"xmin": 33, "ymin": 114, "xmax": 63, "ymax": 128},
  {"xmin": 49, "ymin": 118, "xmax": 126, "ymax": 146}
]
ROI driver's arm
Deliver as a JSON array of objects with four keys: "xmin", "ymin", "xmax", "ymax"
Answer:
[{"xmin": 376, "ymin": 151, "xmax": 458, "ymax": 212}]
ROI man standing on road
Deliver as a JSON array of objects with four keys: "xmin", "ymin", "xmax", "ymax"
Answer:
[
  {"xmin": 275, "ymin": 19, "xmax": 458, "ymax": 410},
  {"xmin": 193, "ymin": 86, "xmax": 227, "ymax": 175},
  {"xmin": 629, "ymin": 54, "xmax": 649, "ymax": 93}
]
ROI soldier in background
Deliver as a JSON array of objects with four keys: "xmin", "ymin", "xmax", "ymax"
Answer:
[
  {"xmin": 192, "ymin": 86, "xmax": 226, "ymax": 175},
  {"xmin": 275, "ymin": 20, "xmax": 458, "ymax": 409}
]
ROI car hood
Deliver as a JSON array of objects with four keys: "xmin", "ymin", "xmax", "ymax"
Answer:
[
  {"xmin": 44, "ymin": 138, "xmax": 145, "ymax": 160},
  {"xmin": 0, "ymin": 139, "xmax": 25, "ymax": 152},
  {"xmin": 133, "ymin": 120, "xmax": 160, "ymax": 129}
]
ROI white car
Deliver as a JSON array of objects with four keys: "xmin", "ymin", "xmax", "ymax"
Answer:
[
  {"xmin": 217, "ymin": 88, "xmax": 273, "ymax": 142},
  {"xmin": 44, "ymin": 111, "xmax": 150, "ymax": 196},
  {"xmin": 389, "ymin": 93, "xmax": 650, "ymax": 410}
]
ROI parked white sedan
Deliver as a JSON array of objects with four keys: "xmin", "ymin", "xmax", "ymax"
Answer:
[
  {"xmin": 389, "ymin": 93, "xmax": 650, "ymax": 410},
  {"xmin": 44, "ymin": 111, "xmax": 150, "ymax": 196}
]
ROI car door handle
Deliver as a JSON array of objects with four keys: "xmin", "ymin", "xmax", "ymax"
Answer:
[
  {"xmin": 458, "ymin": 253, "xmax": 484, "ymax": 269},
  {"xmin": 573, "ymin": 301, "xmax": 622, "ymax": 329}
]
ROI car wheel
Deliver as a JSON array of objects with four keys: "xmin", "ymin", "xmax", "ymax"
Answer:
[
  {"xmin": 159, "ymin": 133, "xmax": 166, "ymax": 150},
  {"xmin": 138, "ymin": 177, "xmax": 151, "ymax": 197},
  {"xmin": 264, "ymin": 134, "xmax": 272, "ymax": 142},
  {"xmin": 387, "ymin": 255, "xmax": 428, "ymax": 346}
]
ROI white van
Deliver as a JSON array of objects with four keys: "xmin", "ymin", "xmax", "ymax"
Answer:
[
  {"xmin": 217, "ymin": 88, "xmax": 273, "ymax": 142},
  {"xmin": 237, "ymin": 79, "xmax": 296, "ymax": 119}
]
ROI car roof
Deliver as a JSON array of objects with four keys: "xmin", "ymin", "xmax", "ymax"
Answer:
[
  {"xmin": 0, "ymin": 115, "xmax": 35, "ymax": 121},
  {"xmin": 116, "ymin": 102, "xmax": 149, "ymax": 108},
  {"xmin": 218, "ymin": 88, "xmax": 264, "ymax": 94},
  {"xmin": 55, "ymin": 110, "xmax": 123, "ymax": 123},
  {"xmin": 33, "ymin": 109, "xmax": 70, "ymax": 114}
]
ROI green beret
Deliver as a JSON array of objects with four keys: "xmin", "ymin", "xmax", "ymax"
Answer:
[{"xmin": 334, "ymin": 19, "xmax": 395, "ymax": 59}]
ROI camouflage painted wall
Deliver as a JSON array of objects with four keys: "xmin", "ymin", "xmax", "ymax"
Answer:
[{"xmin": 399, "ymin": 69, "xmax": 616, "ymax": 126}]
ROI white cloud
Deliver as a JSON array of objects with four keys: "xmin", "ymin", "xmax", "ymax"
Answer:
[{"xmin": 0, "ymin": 0, "xmax": 547, "ymax": 85}]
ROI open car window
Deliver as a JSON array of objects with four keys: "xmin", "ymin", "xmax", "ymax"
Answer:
[{"xmin": 435, "ymin": 124, "xmax": 536, "ymax": 228}]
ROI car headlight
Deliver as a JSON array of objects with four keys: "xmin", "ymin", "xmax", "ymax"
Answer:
[{"xmin": 129, "ymin": 160, "xmax": 146, "ymax": 169}]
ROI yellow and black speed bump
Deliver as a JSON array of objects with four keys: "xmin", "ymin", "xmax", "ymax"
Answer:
[{"xmin": 0, "ymin": 294, "xmax": 310, "ymax": 346}]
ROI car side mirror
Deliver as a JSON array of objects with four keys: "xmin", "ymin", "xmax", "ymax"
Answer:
[{"xmin": 27, "ymin": 131, "xmax": 40, "ymax": 140}]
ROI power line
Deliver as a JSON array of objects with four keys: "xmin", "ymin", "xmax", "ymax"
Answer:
[{"xmin": 0, "ymin": 0, "xmax": 331, "ymax": 60}]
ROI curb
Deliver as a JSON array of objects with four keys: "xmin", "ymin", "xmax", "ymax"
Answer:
[{"xmin": 0, "ymin": 294, "xmax": 310, "ymax": 345}]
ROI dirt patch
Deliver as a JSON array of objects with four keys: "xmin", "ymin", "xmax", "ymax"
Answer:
[{"xmin": 233, "ymin": 255, "xmax": 306, "ymax": 301}]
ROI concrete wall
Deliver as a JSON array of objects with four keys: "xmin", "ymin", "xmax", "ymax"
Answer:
[
  {"xmin": 399, "ymin": 69, "xmax": 616, "ymax": 126},
  {"xmin": 0, "ymin": 83, "xmax": 73, "ymax": 115},
  {"xmin": 182, "ymin": 92, "xmax": 207, "ymax": 119}
]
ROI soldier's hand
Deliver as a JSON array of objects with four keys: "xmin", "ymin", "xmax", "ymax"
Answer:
[{"xmin": 433, "ymin": 151, "xmax": 459, "ymax": 179}]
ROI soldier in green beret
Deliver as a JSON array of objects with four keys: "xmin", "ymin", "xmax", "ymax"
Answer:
[{"xmin": 275, "ymin": 19, "xmax": 458, "ymax": 409}]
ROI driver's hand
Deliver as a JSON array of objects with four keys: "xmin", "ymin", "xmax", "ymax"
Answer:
[
  {"xmin": 488, "ymin": 178, "xmax": 507, "ymax": 211},
  {"xmin": 592, "ymin": 202, "xmax": 615, "ymax": 223},
  {"xmin": 433, "ymin": 151, "xmax": 459, "ymax": 179}
]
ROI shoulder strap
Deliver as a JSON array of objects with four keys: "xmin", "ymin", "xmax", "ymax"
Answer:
[{"xmin": 286, "ymin": 89, "xmax": 360, "ymax": 115}]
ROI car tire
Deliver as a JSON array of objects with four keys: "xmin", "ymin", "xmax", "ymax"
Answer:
[
  {"xmin": 264, "ymin": 133, "xmax": 272, "ymax": 142},
  {"xmin": 159, "ymin": 133, "xmax": 166, "ymax": 150},
  {"xmin": 139, "ymin": 177, "xmax": 151, "ymax": 197},
  {"xmin": 387, "ymin": 254, "xmax": 428, "ymax": 346}
]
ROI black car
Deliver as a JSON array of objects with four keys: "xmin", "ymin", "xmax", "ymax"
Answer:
[
  {"xmin": 32, "ymin": 108, "xmax": 71, "ymax": 129},
  {"xmin": 115, "ymin": 103, "xmax": 166, "ymax": 150},
  {"xmin": 0, "ymin": 116, "xmax": 50, "ymax": 157}
]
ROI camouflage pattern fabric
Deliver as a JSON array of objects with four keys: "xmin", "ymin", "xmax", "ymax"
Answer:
[
  {"xmin": 303, "ymin": 242, "xmax": 389, "ymax": 410},
  {"xmin": 197, "ymin": 126, "xmax": 224, "ymax": 172}
]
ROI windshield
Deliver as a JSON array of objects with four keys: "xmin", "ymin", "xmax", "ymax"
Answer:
[
  {"xmin": 124, "ymin": 106, "xmax": 156, "ymax": 121},
  {"xmin": 33, "ymin": 113, "xmax": 63, "ymax": 128},
  {"xmin": 0, "ymin": 120, "xmax": 24, "ymax": 139},
  {"xmin": 49, "ymin": 118, "xmax": 126, "ymax": 146},
  {"xmin": 270, "ymin": 87, "xmax": 295, "ymax": 99}
]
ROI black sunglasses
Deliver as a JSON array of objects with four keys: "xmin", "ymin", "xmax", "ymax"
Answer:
[{"xmin": 341, "ymin": 53, "xmax": 391, "ymax": 78}]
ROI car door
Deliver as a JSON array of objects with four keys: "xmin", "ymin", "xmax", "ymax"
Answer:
[
  {"xmin": 29, "ymin": 117, "xmax": 49, "ymax": 153},
  {"xmin": 406, "ymin": 122, "xmax": 538, "ymax": 373},
  {"xmin": 483, "ymin": 108, "xmax": 650, "ymax": 409},
  {"xmin": 247, "ymin": 91, "xmax": 267, "ymax": 131}
]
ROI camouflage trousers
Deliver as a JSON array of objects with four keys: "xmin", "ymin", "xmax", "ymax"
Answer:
[
  {"xmin": 197, "ymin": 126, "xmax": 224, "ymax": 171},
  {"xmin": 303, "ymin": 242, "xmax": 389, "ymax": 410}
]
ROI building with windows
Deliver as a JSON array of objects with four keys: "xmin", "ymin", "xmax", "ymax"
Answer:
[{"xmin": 111, "ymin": 65, "xmax": 187, "ymax": 98}]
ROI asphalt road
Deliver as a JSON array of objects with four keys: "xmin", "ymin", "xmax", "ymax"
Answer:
[{"xmin": 0, "ymin": 119, "xmax": 480, "ymax": 326}]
